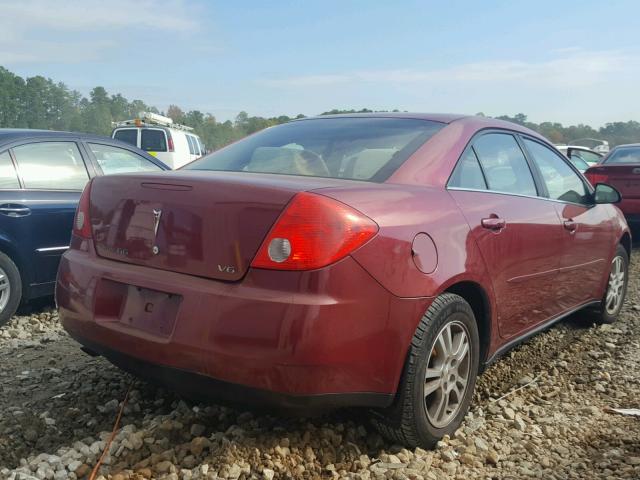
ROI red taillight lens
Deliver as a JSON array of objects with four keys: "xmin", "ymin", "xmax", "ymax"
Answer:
[
  {"xmin": 73, "ymin": 181, "xmax": 93, "ymax": 240},
  {"xmin": 251, "ymin": 192, "xmax": 378, "ymax": 271},
  {"xmin": 167, "ymin": 131, "xmax": 175, "ymax": 152},
  {"xmin": 584, "ymin": 168, "xmax": 608, "ymax": 186}
]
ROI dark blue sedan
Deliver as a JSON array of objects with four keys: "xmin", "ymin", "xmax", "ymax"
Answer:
[{"xmin": 0, "ymin": 129, "xmax": 168, "ymax": 325}]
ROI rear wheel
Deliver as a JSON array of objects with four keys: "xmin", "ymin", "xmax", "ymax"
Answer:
[
  {"xmin": 371, "ymin": 293, "xmax": 479, "ymax": 448},
  {"xmin": 0, "ymin": 251, "xmax": 21, "ymax": 327},
  {"xmin": 592, "ymin": 244, "xmax": 629, "ymax": 324}
]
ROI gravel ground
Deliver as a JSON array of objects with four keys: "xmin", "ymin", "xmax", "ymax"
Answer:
[{"xmin": 1, "ymin": 255, "xmax": 639, "ymax": 479}]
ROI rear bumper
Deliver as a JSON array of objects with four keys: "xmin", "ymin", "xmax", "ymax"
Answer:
[{"xmin": 56, "ymin": 246, "xmax": 432, "ymax": 408}]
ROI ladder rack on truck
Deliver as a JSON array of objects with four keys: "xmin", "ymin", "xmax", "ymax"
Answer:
[{"xmin": 112, "ymin": 111, "xmax": 194, "ymax": 131}]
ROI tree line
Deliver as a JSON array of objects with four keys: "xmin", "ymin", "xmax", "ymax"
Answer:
[{"xmin": 1, "ymin": 66, "xmax": 639, "ymax": 151}]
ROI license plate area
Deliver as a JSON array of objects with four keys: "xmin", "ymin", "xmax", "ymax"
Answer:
[{"xmin": 95, "ymin": 279, "xmax": 181, "ymax": 337}]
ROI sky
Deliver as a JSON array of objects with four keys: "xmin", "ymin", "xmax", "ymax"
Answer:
[{"xmin": 1, "ymin": 0, "xmax": 639, "ymax": 126}]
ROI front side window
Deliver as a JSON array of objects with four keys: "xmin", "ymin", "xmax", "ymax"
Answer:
[
  {"xmin": 523, "ymin": 138, "xmax": 590, "ymax": 204},
  {"xmin": 472, "ymin": 133, "xmax": 537, "ymax": 196},
  {"xmin": 184, "ymin": 118, "xmax": 444, "ymax": 182},
  {"xmin": 114, "ymin": 129, "xmax": 138, "ymax": 146},
  {"xmin": 88, "ymin": 143, "xmax": 163, "ymax": 175},
  {"xmin": 449, "ymin": 148, "xmax": 487, "ymax": 190},
  {"xmin": 604, "ymin": 146, "xmax": 640, "ymax": 164},
  {"xmin": 186, "ymin": 135, "xmax": 196, "ymax": 155},
  {"xmin": 0, "ymin": 151, "xmax": 20, "ymax": 189},
  {"xmin": 192, "ymin": 136, "xmax": 201, "ymax": 155},
  {"xmin": 12, "ymin": 142, "xmax": 89, "ymax": 190},
  {"xmin": 141, "ymin": 129, "xmax": 167, "ymax": 152}
]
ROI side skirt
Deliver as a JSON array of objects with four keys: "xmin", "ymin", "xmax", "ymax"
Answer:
[{"xmin": 483, "ymin": 300, "xmax": 600, "ymax": 368}]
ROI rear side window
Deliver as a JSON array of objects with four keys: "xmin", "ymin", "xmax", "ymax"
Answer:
[
  {"xmin": 12, "ymin": 142, "xmax": 89, "ymax": 190},
  {"xmin": 605, "ymin": 146, "xmax": 640, "ymax": 164},
  {"xmin": 141, "ymin": 129, "xmax": 167, "ymax": 152},
  {"xmin": 473, "ymin": 133, "xmax": 537, "ymax": 196},
  {"xmin": 523, "ymin": 138, "xmax": 589, "ymax": 204},
  {"xmin": 449, "ymin": 148, "xmax": 487, "ymax": 190},
  {"xmin": 88, "ymin": 143, "xmax": 163, "ymax": 174},
  {"xmin": 114, "ymin": 129, "xmax": 138, "ymax": 146},
  {"xmin": 184, "ymin": 118, "xmax": 444, "ymax": 182},
  {"xmin": 0, "ymin": 151, "xmax": 20, "ymax": 189}
]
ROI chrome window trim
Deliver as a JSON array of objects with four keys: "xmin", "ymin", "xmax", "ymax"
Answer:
[
  {"xmin": 446, "ymin": 186, "xmax": 594, "ymax": 208},
  {"xmin": 36, "ymin": 246, "xmax": 69, "ymax": 253}
]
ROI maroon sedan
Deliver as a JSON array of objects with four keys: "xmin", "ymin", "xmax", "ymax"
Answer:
[
  {"xmin": 57, "ymin": 114, "xmax": 630, "ymax": 447},
  {"xmin": 585, "ymin": 143, "xmax": 640, "ymax": 228}
]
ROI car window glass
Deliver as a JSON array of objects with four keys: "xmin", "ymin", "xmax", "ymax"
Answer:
[
  {"xmin": 0, "ymin": 151, "xmax": 20, "ymax": 189},
  {"xmin": 186, "ymin": 135, "xmax": 196, "ymax": 155},
  {"xmin": 574, "ymin": 150, "xmax": 601, "ymax": 164},
  {"xmin": 193, "ymin": 136, "xmax": 201, "ymax": 155},
  {"xmin": 449, "ymin": 148, "xmax": 487, "ymax": 190},
  {"xmin": 605, "ymin": 147, "xmax": 640, "ymax": 164},
  {"xmin": 523, "ymin": 138, "xmax": 589, "ymax": 204},
  {"xmin": 185, "ymin": 118, "xmax": 444, "ymax": 182},
  {"xmin": 141, "ymin": 129, "xmax": 167, "ymax": 152},
  {"xmin": 88, "ymin": 143, "xmax": 163, "ymax": 174},
  {"xmin": 13, "ymin": 142, "xmax": 89, "ymax": 190},
  {"xmin": 114, "ymin": 129, "xmax": 138, "ymax": 146},
  {"xmin": 569, "ymin": 155, "xmax": 589, "ymax": 171},
  {"xmin": 472, "ymin": 133, "xmax": 537, "ymax": 196}
]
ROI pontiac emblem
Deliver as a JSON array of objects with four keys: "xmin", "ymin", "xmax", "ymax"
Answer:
[
  {"xmin": 152, "ymin": 209, "xmax": 162, "ymax": 236},
  {"xmin": 152, "ymin": 209, "xmax": 162, "ymax": 255}
]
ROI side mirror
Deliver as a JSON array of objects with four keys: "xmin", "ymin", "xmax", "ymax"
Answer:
[{"xmin": 594, "ymin": 183, "xmax": 622, "ymax": 204}]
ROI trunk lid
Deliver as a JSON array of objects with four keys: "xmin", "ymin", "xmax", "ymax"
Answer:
[
  {"xmin": 587, "ymin": 164, "xmax": 640, "ymax": 199},
  {"xmin": 89, "ymin": 171, "xmax": 346, "ymax": 281}
]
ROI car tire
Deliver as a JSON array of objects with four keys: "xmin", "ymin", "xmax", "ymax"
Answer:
[
  {"xmin": 371, "ymin": 293, "xmax": 480, "ymax": 448},
  {"xmin": 0, "ymin": 251, "xmax": 21, "ymax": 327},
  {"xmin": 592, "ymin": 244, "xmax": 629, "ymax": 324}
]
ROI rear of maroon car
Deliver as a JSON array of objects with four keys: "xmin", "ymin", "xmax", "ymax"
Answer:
[
  {"xmin": 56, "ymin": 117, "xmax": 444, "ymax": 408},
  {"xmin": 585, "ymin": 144, "xmax": 640, "ymax": 227}
]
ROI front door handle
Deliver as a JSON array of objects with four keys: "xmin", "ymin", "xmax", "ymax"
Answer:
[
  {"xmin": 563, "ymin": 219, "xmax": 577, "ymax": 233},
  {"xmin": 0, "ymin": 204, "xmax": 31, "ymax": 217},
  {"xmin": 481, "ymin": 216, "xmax": 506, "ymax": 231}
]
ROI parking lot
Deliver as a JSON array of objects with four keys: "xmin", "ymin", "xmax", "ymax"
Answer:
[{"xmin": 0, "ymin": 254, "xmax": 637, "ymax": 480}]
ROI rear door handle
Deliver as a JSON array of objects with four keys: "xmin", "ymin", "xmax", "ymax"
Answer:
[
  {"xmin": 0, "ymin": 204, "xmax": 31, "ymax": 217},
  {"xmin": 481, "ymin": 217, "xmax": 506, "ymax": 231},
  {"xmin": 563, "ymin": 220, "xmax": 577, "ymax": 233}
]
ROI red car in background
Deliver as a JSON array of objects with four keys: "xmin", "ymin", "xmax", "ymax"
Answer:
[
  {"xmin": 585, "ymin": 144, "xmax": 640, "ymax": 228},
  {"xmin": 56, "ymin": 114, "xmax": 630, "ymax": 448}
]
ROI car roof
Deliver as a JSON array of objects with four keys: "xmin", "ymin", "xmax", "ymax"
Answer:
[
  {"xmin": 0, "ymin": 128, "xmax": 116, "ymax": 145},
  {"xmin": 293, "ymin": 113, "xmax": 547, "ymax": 140},
  {"xmin": 611, "ymin": 143, "xmax": 640, "ymax": 149}
]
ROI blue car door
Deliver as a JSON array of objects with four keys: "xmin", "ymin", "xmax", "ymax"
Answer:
[{"xmin": 5, "ymin": 139, "xmax": 93, "ymax": 297}]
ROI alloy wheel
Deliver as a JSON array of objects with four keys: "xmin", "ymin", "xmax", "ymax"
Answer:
[
  {"xmin": 0, "ymin": 266, "xmax": 10, "ymax": 313},
  {"xmin": 605, "ymin": 256, "xmax": 625, "ymax": 315},
  {"xmin": 423, "ymin": 320, "xmax": 471, "ymax": 428}
]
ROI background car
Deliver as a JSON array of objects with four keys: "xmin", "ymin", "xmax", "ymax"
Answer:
[
  {"xmin": 584, "ymin": 143, "xmax": 640, "ymax": 228},
  {"xmin": 112, "ymin": 112, "xmax": 205, "ymax": 169},
  {"xmin": 0, "ymin": 129, "xmax": 168, "ymax": 325},
  {"xmin": 57, "ymin": 114, "xmax": 629, "ymax": 449},
  {"xmin": 556, "ymin": 145, "xmax": 603, "ymax": 171}
]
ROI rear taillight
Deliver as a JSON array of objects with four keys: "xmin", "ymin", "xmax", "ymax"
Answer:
[
  {"xmin": 167, "ymin": 131, "xmax": 175, "ymax": 152},
  {"xmin": 584, "ymin": 168, "xmax": 608, "ymax": 186},
  {"xmin": 73, "ymin": 181, "xmax": 93, "ymax": 240},
  {"xmin": 251, "ymin": 192, "xmax": 378, "ymax": 271}
]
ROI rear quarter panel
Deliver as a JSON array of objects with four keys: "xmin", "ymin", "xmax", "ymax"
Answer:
[{"xmin": 315, "ymin": 184, "xmax": 498, "ymax": 352}]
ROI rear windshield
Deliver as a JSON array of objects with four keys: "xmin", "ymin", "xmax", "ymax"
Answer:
[
  {"xmin": 605, "ymin": 146, "xmax": 640, "ymax": 164},
  {"xmin": 114, "ymin": 129, "xmax": 138, "ymax": 146},
  {"xmin": 183, "ymin": 117, "xmax": 444, "ymax": 182},
  {"xmin": 141, "ymin": 129, "xmax": 167, "ymax": 152}
]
